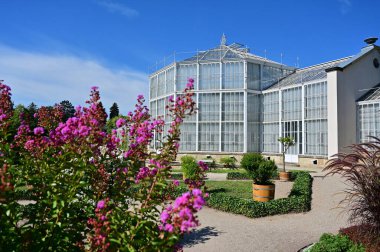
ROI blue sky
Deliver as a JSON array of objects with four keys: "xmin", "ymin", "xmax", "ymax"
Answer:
[{"xmin": 0, "ymin": 0, "xmax": 379, "ymax": 114}]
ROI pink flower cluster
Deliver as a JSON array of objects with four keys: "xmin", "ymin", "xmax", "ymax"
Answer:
[
  {"xmin": 87, "ymin": 198, "xmax": 111, "ymax": 251},
  {"xmin": 0, "ymin": 82, "xmax": 13, "ymax": 127},
  {"xmin": 160, "ymin": 189, "xmax": 206, "ymax": 234},
  {"xmin": 123, "ymin": 95, "xmax": 165, "ymax": 161}
]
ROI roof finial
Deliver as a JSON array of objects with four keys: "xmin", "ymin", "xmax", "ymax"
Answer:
[{"xmin": 220, "ymin": 33, "xmax": 227, "ymax": 46}]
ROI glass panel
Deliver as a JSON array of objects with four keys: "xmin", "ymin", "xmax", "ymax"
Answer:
[
  {"xmin": 157, "ymin": 72, "xmax": 165, "ymax": 97},
  {"xmin": 222, "ymin": 92, "xmax": 244, "ymax": 122},
  {"xmin": 177, "ymin": 64, "xmax": 197, "ymax": 91},
  {"xmin": 166, "ymin": 67, "xmax": 175, "ymax": 94},
  {"xmin": 223, "ymin": 62, "xmax": 244, "ymax": 89},
  {"xmin": 263, "ymin": 92, "xmax": 279, "ymax": 122},
  {"xmin": 222, "ymin": 122, "xmax": 244, "ymax": 152},
  {"xmin": 180, "ymin": 123, "xmax": 196, "ymax": 151},
  {"xmin": 198, "ymin": 93, "xmax": 220, "ymax": 122},
  {"xmin": 262, "ymin": 123, "xmax": 279, "ymax": 153},
  {"xmin": 198, "ymin": 123, "xmax": 219, "ymax": 151},
  {"xmin": 247, "ymin": 63, "xmax": 260, "ymax": 90},
  {"xmin": 199, "ymin": 63, "xmax": 220, "ymax": 90},
  {"xmin": 282, "ymin": 87, "xmax": 302, "ymax": 121}
]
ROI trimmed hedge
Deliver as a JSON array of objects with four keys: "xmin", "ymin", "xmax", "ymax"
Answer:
[
  {"xmin": 226, "ymin": 172, "xmax": 251, "ymax": 180},
  {"xmin": 169, "ymin": 173, "xmax": 183, "ymax": 181},
  {"xmin": 206, "ymin": 171, "xmax": 313, "ymax": 218}
]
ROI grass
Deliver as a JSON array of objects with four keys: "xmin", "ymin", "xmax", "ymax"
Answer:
[
  {"xmin": 205, "ymin": 180, "xmax": 252, "ymax": 199},
  {"xmin": 171, "ymin": 167, "xmax": 245, "ymax": 174}
]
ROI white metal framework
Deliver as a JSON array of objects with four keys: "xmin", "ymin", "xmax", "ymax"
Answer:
[{"xmin": 149, "ymin": 39, "xmax": 348, "ymax": 157}]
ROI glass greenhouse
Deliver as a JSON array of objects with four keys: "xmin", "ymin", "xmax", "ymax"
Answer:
[{"xmin": 149, "ymin": 37, "xmax": 380, "ymax": 162}]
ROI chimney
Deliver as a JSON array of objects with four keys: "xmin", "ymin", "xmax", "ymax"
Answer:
[{"xmin": 364, "ymin": 37, "xmax": 378, "ymax": 45}]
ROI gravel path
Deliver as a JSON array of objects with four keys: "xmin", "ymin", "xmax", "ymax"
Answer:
[{"xmin": 183, "ymin": 173, "xmax": 350, "ymax": 252}]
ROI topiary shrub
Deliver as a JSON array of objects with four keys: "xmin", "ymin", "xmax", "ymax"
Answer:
[
  {"xmin": 240, "ymin": 153, "xmax": 276, "ymax": 185},
  {"xmin": 240, "ymin": 153, "xmax": 263, "ymax": 174},
  {"xmin": 251, "ymin": 160, "xmax": 278, "ymax": 185},
  {"xmin": 181, "ymin": 155, "xmax": 199, "ymax": 179}
]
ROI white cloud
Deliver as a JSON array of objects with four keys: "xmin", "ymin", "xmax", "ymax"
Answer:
[
  {"xmin": 96, "ymin": 0, "xmax": 139, "ymax": 18},
  {"xmin": 338, "ymin": 0, "xmax": 352, "ymax": 14},
  {"xmin": 0, "ymin": 44, "xmax": 148, "ymax": 115}
]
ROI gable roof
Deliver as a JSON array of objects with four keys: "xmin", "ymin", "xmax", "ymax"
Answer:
[{"xmin": 326, "ymin": 44, "xmax": 380, "ymax": 72}]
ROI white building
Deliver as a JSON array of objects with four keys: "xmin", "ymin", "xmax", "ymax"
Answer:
[{"xmin": 149, "ymin": 37, "xmax": 380, "ymax": 167}]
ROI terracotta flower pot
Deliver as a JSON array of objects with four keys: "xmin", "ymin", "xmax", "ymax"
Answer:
[
  {"xmin": 252, "ymin": 183, "xmax": 275, "ymax": 202},
  {"xmin": 279, "ymin": 171, "xmax": 291, "ymax": 181}
]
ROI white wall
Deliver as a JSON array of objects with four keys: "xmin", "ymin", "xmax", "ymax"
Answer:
[{"xmin": 330, "ymin": 47, "xmax": 380, "ymax": 157}]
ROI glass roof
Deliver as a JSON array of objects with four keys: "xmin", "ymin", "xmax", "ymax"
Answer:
[
  {"xmin": 266, "ymin": 57, "xmax": 352, "ymax": 90},
  {"xmin": 357, "ymin": 84, "xmax": 380, "ymax": 102},
  {"xmin": 182, "ymin": 43, "xmax": 282, "ymax": 65}
]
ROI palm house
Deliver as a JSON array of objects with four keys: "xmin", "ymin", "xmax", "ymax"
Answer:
[{"xmin": 149, "ymin": 36, "xmax": 380, "ymax": 167}]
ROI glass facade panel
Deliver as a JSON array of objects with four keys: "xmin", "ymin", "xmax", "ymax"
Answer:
[
  {"xmin": 198, "ymin": 123, "xmax": 219, "ymax": 151},
  {"xmin": 305, "ymin": 120, "xmax": 327, "ymax": 155},
  {"xmin": 222, "ymin": 122, "xmax": 244, "ymax": 152},
  {"xmin": 177, "ymin": 64, "xmax": 197, "ymax": 91},
  {"xmin": 157, "ymin": 72, "xmax": 165, "ymax": 97},
  {"xmin": 223, "ymin": 62, "xmax": 244, "ymax": 89},
  {"xmin": 180, "ymin": 123, "xmax": 196, "ymax": 151},
  {"xmin": 166, "ymin": 67, "xmax": 175, "ymax": 93},
  {"xmin": 247, "ymin": 63, "xmax": 260, "ymax": 90},
  {"xmin": 198, "ymin": 93, "xmax": 220, "ymax": 122},
  {"xmin": 305, "ymin": 82, "xmax": 327, "ymax": 119},
  {"xmin": 199, "ymin": 63, "xmax": 220, "ymax": 90},
  {"xmin": 247, "ymin": 93, "xmax": 261, "ymax": 152},
  {"xmin": 263, "ymin": 92, "xmax": 279, "ymax": 122},
  {"xmin": 358, "ymin": 103, "xmax": 380, "ymax": 142},
  {"xmin": 282, "ymin": 121, "xmax": 302, "ymax": 154},
  {"xmin": 263, "ymin": 123, "xmax": 279, "ymax": 153},
  {"xmin": 304, "ymin": 82, "xmax": 328, "ymax": 156},
  {"xmin": 222, "ymin": 92, "xmax": 244, "ymax": 121},
  {"xmin": 282, "ymin": 87, "xmax": 302, "ymax": 121},
  {"xmin": 150, "ymin": 76, "xmax": 157, "ymax": 99}
]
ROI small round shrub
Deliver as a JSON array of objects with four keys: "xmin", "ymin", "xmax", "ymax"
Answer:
[
  {"xmin": 240, "ymin": 153, "xmax": 263, "ymax": 173},
  {"xmin": 181, "ymin": 155, "xmax": 199, "ymax": 179},
  {"xmin": 251, "ymin": 160, "xmax": 277, "ymax": 185}
]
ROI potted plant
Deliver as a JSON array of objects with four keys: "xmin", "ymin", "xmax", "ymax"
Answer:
[
  {"xmin": 241, "ymin": 153, "xmax": 277, "ymax": 202},
  {"xmin": 278, "ymin": 136, "xmax": 295, "ymax": 181}
]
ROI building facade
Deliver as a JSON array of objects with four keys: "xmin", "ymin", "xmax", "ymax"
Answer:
[{"xmin": 149, "ymin": 37, "xmax": 380, "ymax": 166}]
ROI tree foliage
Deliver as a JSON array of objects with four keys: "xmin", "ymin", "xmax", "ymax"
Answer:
[{"xmin": 109, "ymin": 102, "xmax": 119, "ymax": 119}]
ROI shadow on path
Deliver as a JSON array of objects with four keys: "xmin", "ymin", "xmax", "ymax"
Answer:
[{"xmin": 182, "ymin": 226, "xmax": 222, "ymax": 248}]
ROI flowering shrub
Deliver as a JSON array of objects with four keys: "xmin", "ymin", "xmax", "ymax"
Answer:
[{"xmin": 0, "ymin": 79, "xmax": 207, "ymax": 251}]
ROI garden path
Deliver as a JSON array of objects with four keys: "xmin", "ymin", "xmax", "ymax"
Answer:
[{"xmin": 183, "ymin": 172, "xmax": 350, "ymax": 252}]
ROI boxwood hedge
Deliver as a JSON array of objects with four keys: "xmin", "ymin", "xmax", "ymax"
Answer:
[
  {"xmin": 226, "ymin": 172, "xmax": 251, "ymax": 180},
  {"xmin": 207, "ymin": 171, "xmax": 313, "ymax": 218}
]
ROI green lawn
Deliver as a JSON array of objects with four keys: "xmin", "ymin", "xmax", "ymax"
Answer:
[
  {"xmin": 205, "ymin": 180, "xmax": 252, "ymax": 199},
  {"xmin": 171, "ymin": 167, "xmax": 245, "ymax": 174}
]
